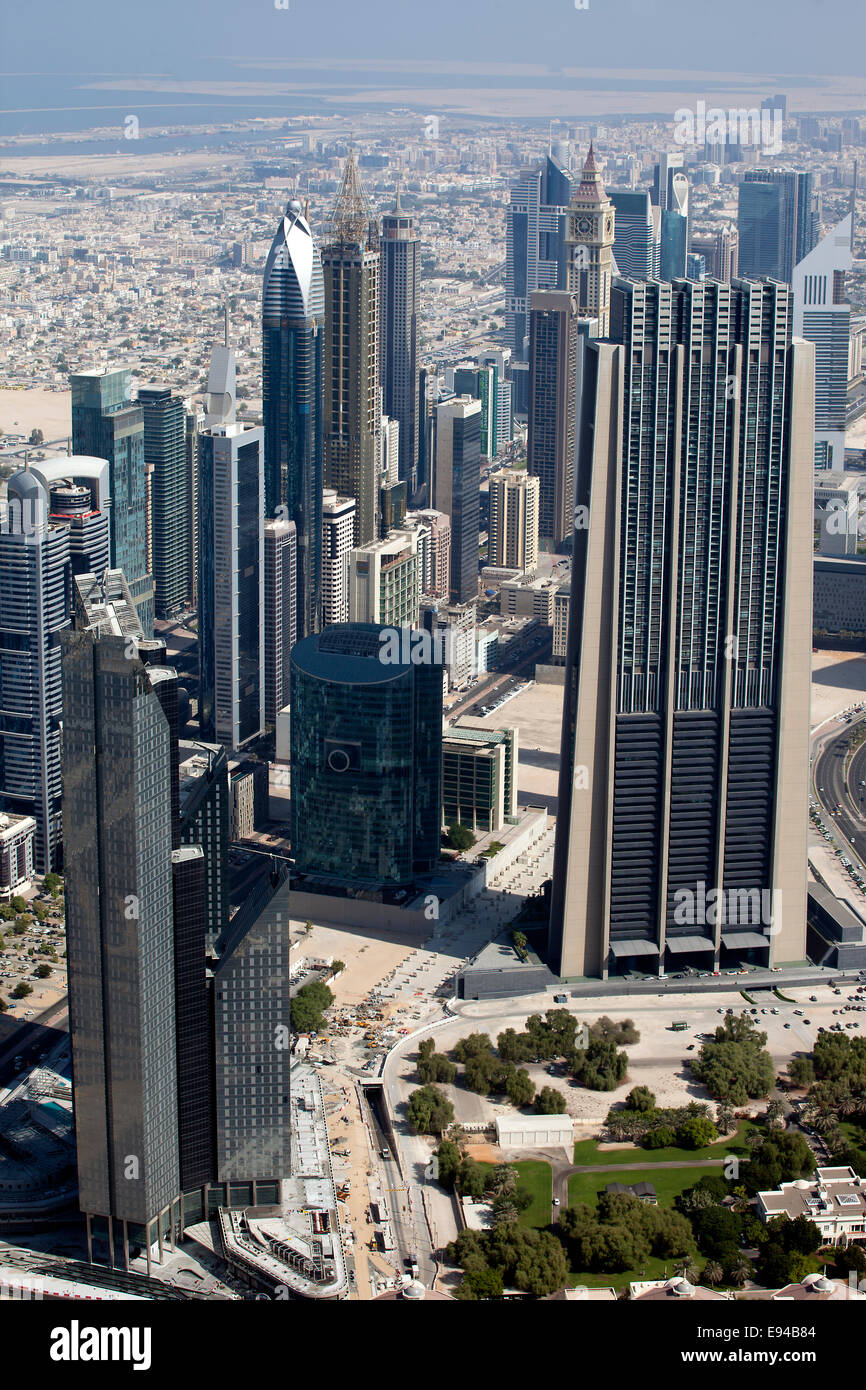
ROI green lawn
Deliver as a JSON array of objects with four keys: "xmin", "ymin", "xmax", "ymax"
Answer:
[
  {"xmin": 572, "ymin": 1121, "xmax": 757, "ymax": 1168},
  {"xmin": 567, "ymin": 1165, "xmax": 716, "ymax": 1209},
  {"xmin": 478, "ymin": 1159, "xmax": 552, "ymax": 1228}
]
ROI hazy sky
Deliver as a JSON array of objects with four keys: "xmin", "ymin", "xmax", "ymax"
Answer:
[{"xmin": 1, "ymin": 0, "xmax": 863, "ymax": 80}]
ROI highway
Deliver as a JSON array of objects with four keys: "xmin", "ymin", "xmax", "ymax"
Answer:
[{"xmin": 811, "ymin": 713, "xmax": 866, "ymax": 869}]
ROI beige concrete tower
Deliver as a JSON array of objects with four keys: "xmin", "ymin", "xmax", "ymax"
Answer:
[
  {"xmin": 488, "ymin": 470, "xmax": 539, "ymax": 572},
  {"xmin": 565, "ymin": 145, "xmax": 615, "ymax": 336},
  {"xmin": 549, "ymin": 279, "xmax": 814, "ymax": 980}
]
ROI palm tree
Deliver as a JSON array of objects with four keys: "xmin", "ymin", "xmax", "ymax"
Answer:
[
  {"xmin": 704, "ymin": 1262, "xmax": 724, "ymax": 1287},
  {"xmin": 728, "ymin": 1258, "xmax": 751, "ymax": 1288},
  {"xmin": 675, "ymin": 1259, "xmax": 700, "ymax": 1283}
]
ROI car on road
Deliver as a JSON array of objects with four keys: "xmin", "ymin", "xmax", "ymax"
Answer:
[{"xmin": 552, "ymin": 1197, "xmax": 561, "ymax": 1207}]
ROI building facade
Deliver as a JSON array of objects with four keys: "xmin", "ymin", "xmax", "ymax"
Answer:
[
  {"xmin": 433, "ymin": 397, "xmax": 482, "ymax": 605},
  {"xmin": 549, "ymin": 278, "xmax": 814, "ymax": 980},
  {"xmin": 290, "ymin": 624, "xmax": 442, "ymax": 888},
  {"xmin": 262, "ymin": 200, "xmax": 325, "ymax": 638},
  {"xmin": 380, "ymin": 191, "xmax": 420, "ymax": 493},
  {"xmin": 527, "ymin": 291, "xmax": 579, "ymax": 549},
  {"xmin": 488, "ymin": 470, "xmax": 539, "ymax": 573}
]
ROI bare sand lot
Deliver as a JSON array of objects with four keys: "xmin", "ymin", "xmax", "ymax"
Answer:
[
  {"xmin": 0, "ymin": 388, "xmax": 71, "ymax": 442},
  {"xmin": 811, "ymin": 649, "xmax": 866, "ymax": 729},
  {"xmin": 291, "ymin": 919, "xmax": 418, "ymax": 1008},
  {"xmin": 466, "ymin": 681, "xmax": 564, "ymax": 812}
]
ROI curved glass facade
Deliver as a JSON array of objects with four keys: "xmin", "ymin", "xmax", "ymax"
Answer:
[{"xmin": 290, "ymin": 624, "xmax": 442, "ymax": 887}]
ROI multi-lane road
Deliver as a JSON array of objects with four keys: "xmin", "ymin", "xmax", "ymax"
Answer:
[{"xmin": 812, "ymin": 713, "xmax": 866, "ymax": 868}]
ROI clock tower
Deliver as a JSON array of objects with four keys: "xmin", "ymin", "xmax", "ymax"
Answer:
[{"xmin": 565, "ymin": 144, "xmax": 615, "ymax": 336}]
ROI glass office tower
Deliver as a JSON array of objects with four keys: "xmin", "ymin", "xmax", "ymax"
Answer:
[
  {"xmin": 262, "ymin": 200, "xmax": 325, "ymax": 639},
  {"xmin": 70, "ymin": 368, "xmax": 154, "ymax": 635},
  {"xmin": 290, "ymin": 624, "xmax": 442, "ymax": 888}
]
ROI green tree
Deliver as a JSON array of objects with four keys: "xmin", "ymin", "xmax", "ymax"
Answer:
[
  {"xmin": 291, "ymin": 980, "xmax": 334, "ymax": 1032},
  {"xmin": 34, "ymin": 963, "xmax": 52, "ymax": 979},
  {"xmin": 788, "ymin": 1056, "xmax": 815, "ymax": 1088},
  {"xmin": 505, "ymin": 1067, "xmax": 536, "ymax": 1108},
  {"xmin": 675, "ymin": 1114, "xmax": 718, "ymax": 1150},
  {"xmin": 11, "ymin": 981, "xmax": 32, "ymax": 999},
  {"xmin": 704, "ymin": 1261, "xmax": 724, "ymax": 1287},
  {"xmin": 535, "ymin": 1086, "xmax": 567, "ymax": 1115},
  {"xmin": 10, "ymin": 896, "xmax": 27, "ymax": 914},
  {"xmin": 626, "ymin": 1086, "xmax": 656, "ymax": 1113},
  {"xmin": 434, "ymin": 1139, "xmax": 461, "ymax": 1188},
  {"xmin": 447, "ymin": 822, "xmax": 476, "ymax": 851},
  {"xmin": 456, "ymin": 1265, "xmax": 503, "ymax": 1300},
  {"xmin": 407, "ymin": 1085, "xmax": 455, "ymax": 1136}
]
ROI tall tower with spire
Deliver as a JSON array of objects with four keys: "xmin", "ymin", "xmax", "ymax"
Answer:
[
  {"xmin": 380, "ymin": 183, "xmax": 421, "ymax": 495},
  {"xmin": 322, "ymin": 149, "xmax": 381, "ymax": 545},
  {"xmin": 565, "ymin": 145, "xmax": 615, "ymax": 335}
]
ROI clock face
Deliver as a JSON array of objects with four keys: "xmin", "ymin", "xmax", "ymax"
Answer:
[
  {"xmin": 605, "ymin": 217, "xmax": 613, "ymax": 235},
  {"xmin": 577, "ymin": 216, "xmax": 592, "ymax": 235}
]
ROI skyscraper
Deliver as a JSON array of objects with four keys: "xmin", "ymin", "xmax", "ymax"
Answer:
[
  {"xmin": 506, "ymin": 154, "xmax": 573, "ymax": 358},
  {"xmin": 549, "ymin": 278, "xmax": 814, "ymax": 980},
  {"xmin": 433, "ymin": 396, "xmax": 481, "ymax": 605},
  {"xmin": 62, "ymin": 569, "xmax": 182, "ymax": 1268},
  {"xmin": 321, "ymin": 488, "xmax": 356, "ymax": 626},
  {"xmin": 322, "ymin": 153, "xmax": 380, "ymax": 547},
  {"xmin": 262, "ymin": 200, "xmax": 325, "ymax": 639},
  {"xmin": 738, "ymin": 169, "xmax": 818, "ymax": 283},
  {"xmin": 0, "ymin": 469, "xmax": 70, "ymax": 872},
  {"xmin": 139, "ymin": 385, "xmax": 192, "ymax": 620},
  {"xmin": 609, "ymin": 189, "xmax": 656, "ymax": 279},
  {"xmin": 29, "ymin": 453, "xmax": 111, "ymax": 581},
  {"xmin": 290, "ymin": 624, "xmax": 442, "ymax": 888},
  {"xmin": 527, "ymin": 290, "xmax": 579, "ymax": 550},
  {"xmin": 792, "ymin": 212, "xmax": 853, "ymax": 470},
  {"xmin": 198, "ymin": 419, "xmax": 265, "ymax": 751},
  {"xmin": 380, "ymin": 189, "xmax": 421, "ymax": 494},
  {"xmin": 70, "ymin": 368, "xmax": 154, "ymax": 635},
  {"xmin": 263, "ymin": 517, "xmax": 297, "ymax": 725},
  {"xmin": 565, "ymin": 146, "xmax": 615, "ymax": 336},
  {"xmin": 691, "ymin": 225, "xmax": 739, "ymax": 282},
  {"xmin": 488, "ymin": 470, "xmax": 539, "ymax": 573}
]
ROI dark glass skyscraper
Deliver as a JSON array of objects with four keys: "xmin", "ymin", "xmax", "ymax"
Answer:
[
  {"xmin": 527, "ymin": 291, "xmax": 580, "ymax": 550},
  {"xmin": 198, "ymin": 423, "xmax": 265, "ymax": 750},
  {"xmin": 549, "ymin": 278, "xmax": 814, "ymax": 980},
  {"xmin": 0, "ymin": 470, "xmax": 71, "ymax": 872},
  {"xmin": 380, "ymin": 190, "xmax": 421, "ymax": 495},
  {"xmin": 262, "ymin": 200, "xmax": 325, "ymax": 638},
  {"xmin": 433, "ymin": 397, "xmax": 481, "ymax": 605},
  {"xmin": 290, "ymin": 624, "xmax": 442, "ymax": 888},
  {"xmin": 70, "ymin": 368, "xmax": 154, "ymax": 635},
  {"xmin": 506, "ymin": 154, "xmax": 573, "ymax": 358},
  {"xmin": 139, "ymin": 385, "xmax": 191, "ymax": 620},
  {"xmin": 322, "ymin": 154, "xmax": 381, "ymax": 547},
  {"xmin": 738, "ymin": 170, "xmax": 818, "ymax": 283}
]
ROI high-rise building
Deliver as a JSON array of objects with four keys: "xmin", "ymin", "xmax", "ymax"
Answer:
[
  {"xmin": 0, "ymin": 469, "xmax": 71, "ymax": 872},
  {"xmin": 527, "ymin": 290, "xmax": 579, "ymax": 550},
  {"xmin": 348, "ymin": 529, "xmax": 419, "ymax": 628},
  {"xmin": 488, "ymin": 470, "xmax": 539, "ymax": 572},
  {"xmin": 380, "ymin": 414, "xmax": 400, "ymax": 488},
  {"xmin": 738, "ymin": 169, "xmax": 818, "ymax": 283},
  {"xmin": 178, "ymin": 739, "xmax": 230, "ymax": 951},
  {"xmin": 263, "ymin": 517, "xmax": 297, "ymax": 725},
  {"xmin": 139, "ymin": 385, "xmax": 192, "ymax": 620},
  {"xmin": 652, "ymin": 150, "xmax": 685, "ymax": 212},
  {"xmin": 442, "ymin": 723, "xmax": 518, "ymax": 833},
  {"xmin": 660, "ymin": 208, "xmax": 688, "ymax": 280},
  {"xmin": 321, "ymin": 488, "xmax": 356, "ymax": 626},
  {"xmin": 184, "ymin": 401, "xmax": 203, "ymax": 611},
  {"xmin": 793, "ymin": 213, "xmax": 853, "ymax": 470},
  {"xmin": 691, "ymin": 225, "xmax": 739, "ymax": 282},
  {"xmin": 452, "ymin": 363, "xmax": 498, "ymax": 460},
  {"xmin": 29, "ymin": 453, "xmax": 111, "ymax": 581},
  {"xmin": 290, "ymin": 624, "xmax": 442, "ymax": 888},
  {"xmin": 506, "ymin": 154, "xmax": 573, "ymax": 357},
  {"xmin": 433, "ymin": 396, "xmax": 481, "ymax": 605},
  {"xmin": 380, "ymin": 189, "xmax": 420, "ymax": 493},
  {"xmin": 262, "ymin": 200, "xmax": 325, "ymax": 639},
  {"xmin": 322, "ymin": 153, "xmax": 380, "ymax": 546},
  {"xmin": 609, "ymin": 189, "xmax": 655, "ymax": 279},
  {"xmin": 565, "ymin": 146, "xmax": 615, "ymax": 336},
  {"xmin": 213, "ymin": 865, "xmax": 291, "ymax": 1185},
  {"xmin": 62, "ymin": 569, "xmax": 182, "ymax": 1268},
  {"xmin": 69, "ymin": 368, "xmax": 154, "ymax": 635},
  {"xmin": 198, "ymin": 420, "xmax": 265, "ymax": 750},
  {"xmin": 549, "ymin": 278, "xmax": 814, "ymax": 980},
  {"xmin": 405, "ymin": 508, "xmax": 451, "ymax": 599}
]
